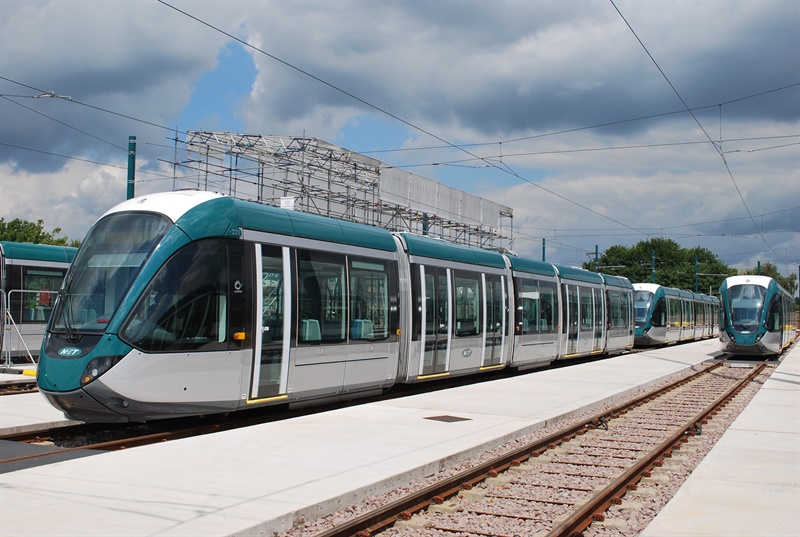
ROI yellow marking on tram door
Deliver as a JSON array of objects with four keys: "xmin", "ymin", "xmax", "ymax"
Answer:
[
  {"xmin": 417, "ymin": 372, "xmax": 451, "ymax": 380},
  {"xmin": 246, "ymin": 394, "xmax": 289, "ymax": 405}
]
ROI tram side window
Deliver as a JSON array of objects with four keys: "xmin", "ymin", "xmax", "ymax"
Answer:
[
  {"xmin": 121, "ymin": 239, "xmax": 229, "ymax": 352},
  {"xmin": 485, "ymin": 274, "xmax": 501, "ymax": 333},
  {"xmin": 349, "ymin": 257, "xmax": 393, "ymax": 341},
  {"xmin": 607, "ymin": 290, "xmax": 629, "ymax": 329},
  {"xmin": 538, "ymin": 281, "xmax": 557, "ymax": 332},
  {"xmin": 766, "ymin": 296, "xmax": 782, "ymax": 332},
  {"xmin": 454, "ymin": 271, "xmax": 481, "ymax": 337},
  {"xmin": 519, "ymin": 279, "xmax": 557, "ymax": 334},
  {"xmin": 651, "ymin": 298, "xmax": 666, "ymax": 327},
  {"xmin": 669, "ymin": 299, "xmax": 681, "ymax": 327},
  {"xmin": 6, "ymin": 265, "xmax": 66, "ymax": 323},
  {"xmin": 261, "ymin": 248, "xmax": 284, "ymax": 345},
  {"xmin": 297, "ymin": 250, "xmax": 346, "ymax": 344},
  {"xmin": 517, "ymin": 279, "xmax": 538, "ymax": 334},
  {"xmin": 580, "ymin": 287, "xmax": 594, "ymax": 330}
]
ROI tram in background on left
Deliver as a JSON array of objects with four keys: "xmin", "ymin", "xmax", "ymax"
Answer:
[
  {"xmin": 1, "ymin": 241, "xmax": 77, "ymax": 366},
  {"xmin": 36, "ymin": 190, "xmax": 636, "ymax": 423},
  {"xmin": 719, "ymin": 275, "xmax": 797, "ymax": 356}
]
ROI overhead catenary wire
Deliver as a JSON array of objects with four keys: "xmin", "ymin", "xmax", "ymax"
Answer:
[
  {"xmin": 154, "ymin": 0, "xmax": 655, "ymax": 240},
  {"xmin": 609, "ymin": 0, "xmax": 789, "ymax": 268},
  {"xmin": 1, "ymin": 10, "xmax": 796, "ymax": 272}
]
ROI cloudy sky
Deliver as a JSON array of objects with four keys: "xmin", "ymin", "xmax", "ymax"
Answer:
[{"xmin": 1, "ymin": 0, "xmax": 798, "ymax": 283}]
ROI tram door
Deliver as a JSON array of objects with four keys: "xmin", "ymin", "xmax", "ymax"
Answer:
[
  {"xmin": 592, "ymin": 288, "xmax": 604, "ymax": 352},
  {"xmin": 251, "ymin": 245, "xmax": 290, "ymax": 399},
  {"xmin": 564, "ymin": 285, "xmax": 579, "ymax": 355},
  {"xmin": 483, "ymin": 274, "xmax": 505, "ymax": 367},
  {"xmin": 421, "ymin": 266, "xmax": 451, "ymax": 376}
]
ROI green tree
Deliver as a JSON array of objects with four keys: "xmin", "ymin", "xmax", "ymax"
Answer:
[
  {"xmin": 745, "ymin": 262, "xmax": 798, "ymax": 298},
  {"xmin": 0, "ymin": 218, "xmax": 80, "ymax": 247},
  {"xmin": 583, "ymin": 238, "xmax": 736, "ymax": 293}
]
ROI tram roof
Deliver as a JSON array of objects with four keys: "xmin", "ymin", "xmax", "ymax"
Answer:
[
  {"xmin": 398, "ymin": 233, "xmax": 507, "ymax": 269},
  {"xmin": 0, "ymin": 241, "xmax": 77, "ymax": 263},
  {"xmin": 506, "ymin": 255, "xmax": 557, "ymax": 277},
  {"xmin": 601, "ymin": 274, "xmax": 633, "ymax": 289},
  {"xmin": 172, "ymin": 196, "xmax": 399, "ymax": 252},
  {"xmin": 554, "ymin": 264, "xmax": 604, "ymax": 284}
]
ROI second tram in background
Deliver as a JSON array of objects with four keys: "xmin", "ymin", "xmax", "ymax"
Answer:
[
  {"xmin": 633, "ymin": 283, "xmax": 719, "ymax": 347},
  {"xmin": 1, "ymin": 241, "xmax": 76, "ymax": 367},
  {"xmin": 719, "ymin": 275, "xmax": 796, "ymax": 356},
  {"xmin": 37, "ymin": 190, "xmax": 636, "ymax": 423}
]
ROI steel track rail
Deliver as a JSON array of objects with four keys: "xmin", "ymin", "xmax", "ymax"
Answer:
[
  {"xmin": 545, "ymin": 360, "xmax": 768, "ymax": 537},
  {"xmin": 310, "ymin": 360, "xmax": 726, "ymax": 537}
]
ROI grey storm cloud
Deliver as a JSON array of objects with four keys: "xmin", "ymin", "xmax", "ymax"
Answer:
[{"xmin": 1, "ymin": 0, "xmax": 798, "ymax": 276}]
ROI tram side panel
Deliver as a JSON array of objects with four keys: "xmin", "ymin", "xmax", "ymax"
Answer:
[
  {"xmin": 511, "ymin": 273, "xmax": 561, "ymax": 369},
  {"xmin": 603, "ymin": 283, "xmax": 634, "ymax": 354},
  {"xmin": 250, "ymin": 236, "xmax": 402, "ymax": 404},
  {"xmin": 556, "ymin": 268, "xmax": 607, "ymax": 360},
  {"xmin": 402, "ymin": 258, "xmax": 511, "ymax": 382}
]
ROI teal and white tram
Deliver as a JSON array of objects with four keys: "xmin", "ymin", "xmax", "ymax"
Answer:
[
  {"xmin": 719, "ymin": 275, "xmax": 796, "ymax": 356},
  {"xmin": 633, "ymin": 283, "xmax": 719, "ymax": 346},
  {"xmin": 1, "ymin": 241, "xmax": 76, "ymax": 365},
  {"xmin": 37, "ymin": 191, "xmax": 634, "ymax": 423}
]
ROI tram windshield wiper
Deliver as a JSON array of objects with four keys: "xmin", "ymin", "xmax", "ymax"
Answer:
[{"xmin": 60, "ymin": 290, "xmax": 79, "ymax": 343}]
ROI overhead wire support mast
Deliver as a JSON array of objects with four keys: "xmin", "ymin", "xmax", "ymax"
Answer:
[{"xmin": 182, "ymin": 131, "xmax": 514, "ymax": 250}]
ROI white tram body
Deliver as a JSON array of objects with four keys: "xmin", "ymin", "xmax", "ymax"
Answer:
[
  {"xmin": 633, "ymin": 283, "xmax": 719, "ymax": 347},
  {"xmin": 38, "ymin": 191, "xmax": 635, "ymax": 422}
]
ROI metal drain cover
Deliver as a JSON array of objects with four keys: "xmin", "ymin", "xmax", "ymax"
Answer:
[{"xmin": 424, "ymin": 415, "xmax": 472, "ymax": 423}]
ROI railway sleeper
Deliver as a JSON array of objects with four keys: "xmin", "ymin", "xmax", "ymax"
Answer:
[
  {"xmin": 609, "ymin": 499, "xmax": 645, "ymax": 512},
  {"xmin": 590, "ymin": 516, "xmax": 630, "ymax": 532}
]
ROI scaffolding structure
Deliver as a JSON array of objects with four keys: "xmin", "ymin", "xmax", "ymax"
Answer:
[{"xmin": 180, "ymin": 131, "xmax": 513, "ymax": 249}]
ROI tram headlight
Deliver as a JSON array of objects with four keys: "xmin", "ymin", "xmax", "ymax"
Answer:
[{"xmin": 80, "ymin": 355, "xmax": 123, "ymax": 386}]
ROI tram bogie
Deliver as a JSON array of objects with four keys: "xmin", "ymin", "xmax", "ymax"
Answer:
[{"xmin": 37, "ymin": 191, "xmax": 636, "ymax": 423}]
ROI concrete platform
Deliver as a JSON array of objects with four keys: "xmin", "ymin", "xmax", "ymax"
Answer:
[
  {"xmin": 0, "ymin": 390, "xmax": 78, "ymax": 435},
  {"xmin": 0, "ymin": 367, "xmax": 37, "ymax": 384},
  {"xmin": 0, "ymin": 339, "xmax": 773, "ymax": 537},
  {"xmin": 640, "ymin": 341, "xmax": 799, "ymax": 537}
]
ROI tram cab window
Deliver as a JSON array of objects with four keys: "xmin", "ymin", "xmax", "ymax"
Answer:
[
  {"xmin": 121, "ymin": 239, "xmax": 230, "ymax": 352},
  {"xmin": 53, "ymin": 212, "xmax": 170, "ymax": 336},
  {"xmin": 633, "ymin": 291, "xmax": 653, "ymax": 324},
  {"xmin": 729, "ymin": 285, "xmax": 765, "ymax": 330}
]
